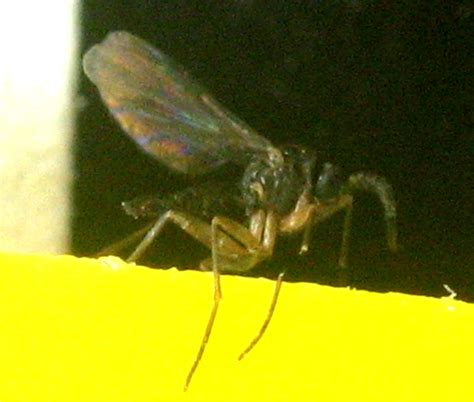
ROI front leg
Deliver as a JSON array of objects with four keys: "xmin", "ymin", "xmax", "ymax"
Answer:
[
  {"xmin": 185, "ymin": 210, "xmax": 279, "ymax": 390},
  {"xmin": 199, "ymin": 211, "xmax": 277, "ymax": 273},
  {"xmin": 123, "ymin": 208, "xmax": 280, "ymax": 390}
]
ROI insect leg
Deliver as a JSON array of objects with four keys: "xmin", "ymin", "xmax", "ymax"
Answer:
[
  {"xmin": 197, "ymin": 212, "xmax": 270, "ymax": 273},
  {"xmin": 230, "ymin": 211, "xmax": 284, "ymax": 361},
  {"xmin": 185, "ymin": 211, "xmax": 279, "ymax": 389},
  {"xmin": 127, "ymin": 212, "xmax": 172, "ymax": 262},
  {"xmin": 184, "ymin": 213, "xmax": 267, "ymax": 390},
  {"xmin": 126, "ymin": 210, "xmax": 246, "ymax": 263},
  {"xmin": 183, "ymin": 216, "xmax": 227, "ymax": 391},
  {"xmin": 238, "ymin": 271, "xmax": 285, "ymax": 360},
  {"xmin": 94, "ymin": 221, "xmax": 155, "ymax": 257}
]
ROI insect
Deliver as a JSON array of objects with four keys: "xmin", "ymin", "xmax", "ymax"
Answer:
[{"xmin": 83, "ymin": 31, "xmax": 398, "ymax": 390}]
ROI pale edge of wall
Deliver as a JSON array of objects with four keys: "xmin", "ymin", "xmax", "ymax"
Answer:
[{"xmin": 0, "ymin": 1, "xmax": 79, "ymax": 253}]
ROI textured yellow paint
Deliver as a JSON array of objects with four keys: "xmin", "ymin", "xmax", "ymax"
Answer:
[{"xmin": 0, "ymin": 252, "xmax": 473, "ymax": 402}]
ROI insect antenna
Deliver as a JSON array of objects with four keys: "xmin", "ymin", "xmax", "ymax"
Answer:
[{"xmin": 343, "ymin": 173, "xmax": 398, "ymax": 253}]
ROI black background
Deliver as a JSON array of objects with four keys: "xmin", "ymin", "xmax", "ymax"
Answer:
[{"xmin": 75, "ymin": 1, "xmax": 472, "ymax": 300}]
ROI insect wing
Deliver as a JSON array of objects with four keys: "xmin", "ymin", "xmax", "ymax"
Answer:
[{"xmin": 83, "ymin": 31, "xmax": 275, "ymax": 174}]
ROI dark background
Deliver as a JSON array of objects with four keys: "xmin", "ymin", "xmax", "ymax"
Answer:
[{"xmin": 75, "ymin": 1, "xmax": 472, "ymax": 300}]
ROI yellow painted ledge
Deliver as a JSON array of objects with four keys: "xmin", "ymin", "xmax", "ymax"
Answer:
[{"xmin": 0, "ymin": 252, "xmax": 473, "ymax": 402}]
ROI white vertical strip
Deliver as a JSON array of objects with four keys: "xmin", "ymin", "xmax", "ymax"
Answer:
[{"xmin": 0, "ymin": 1, "xmax": 79, "ymax": 253}]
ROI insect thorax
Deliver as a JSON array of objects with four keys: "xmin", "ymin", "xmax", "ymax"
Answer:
[{"xmin": 241, "ymin": 147, "xmax": 310, "ymax": 216}]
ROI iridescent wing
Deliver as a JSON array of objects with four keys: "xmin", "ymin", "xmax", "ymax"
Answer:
[{"xmin": 83, "ymin": 31, "xmax": 277, "ymax": 175}]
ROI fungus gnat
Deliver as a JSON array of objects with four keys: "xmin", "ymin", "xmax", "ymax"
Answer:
[{"xmin": 83, "ymin": 31, "xmax": 398, "ymax": 390}]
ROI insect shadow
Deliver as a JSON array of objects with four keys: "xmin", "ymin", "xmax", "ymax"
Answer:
[{"xmin": 83, "ymin": 31, "xmax": 398, "ymax": 390}]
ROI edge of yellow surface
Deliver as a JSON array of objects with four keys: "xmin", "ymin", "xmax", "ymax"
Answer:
[{"xmin": 0, "ymin": 252, "xmax": 472, "ymax": 402}]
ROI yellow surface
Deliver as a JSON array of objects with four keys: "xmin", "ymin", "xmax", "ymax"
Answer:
[{"xmin": 0, "ymin": 252, "xmax": 473, "ymax": 402}]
